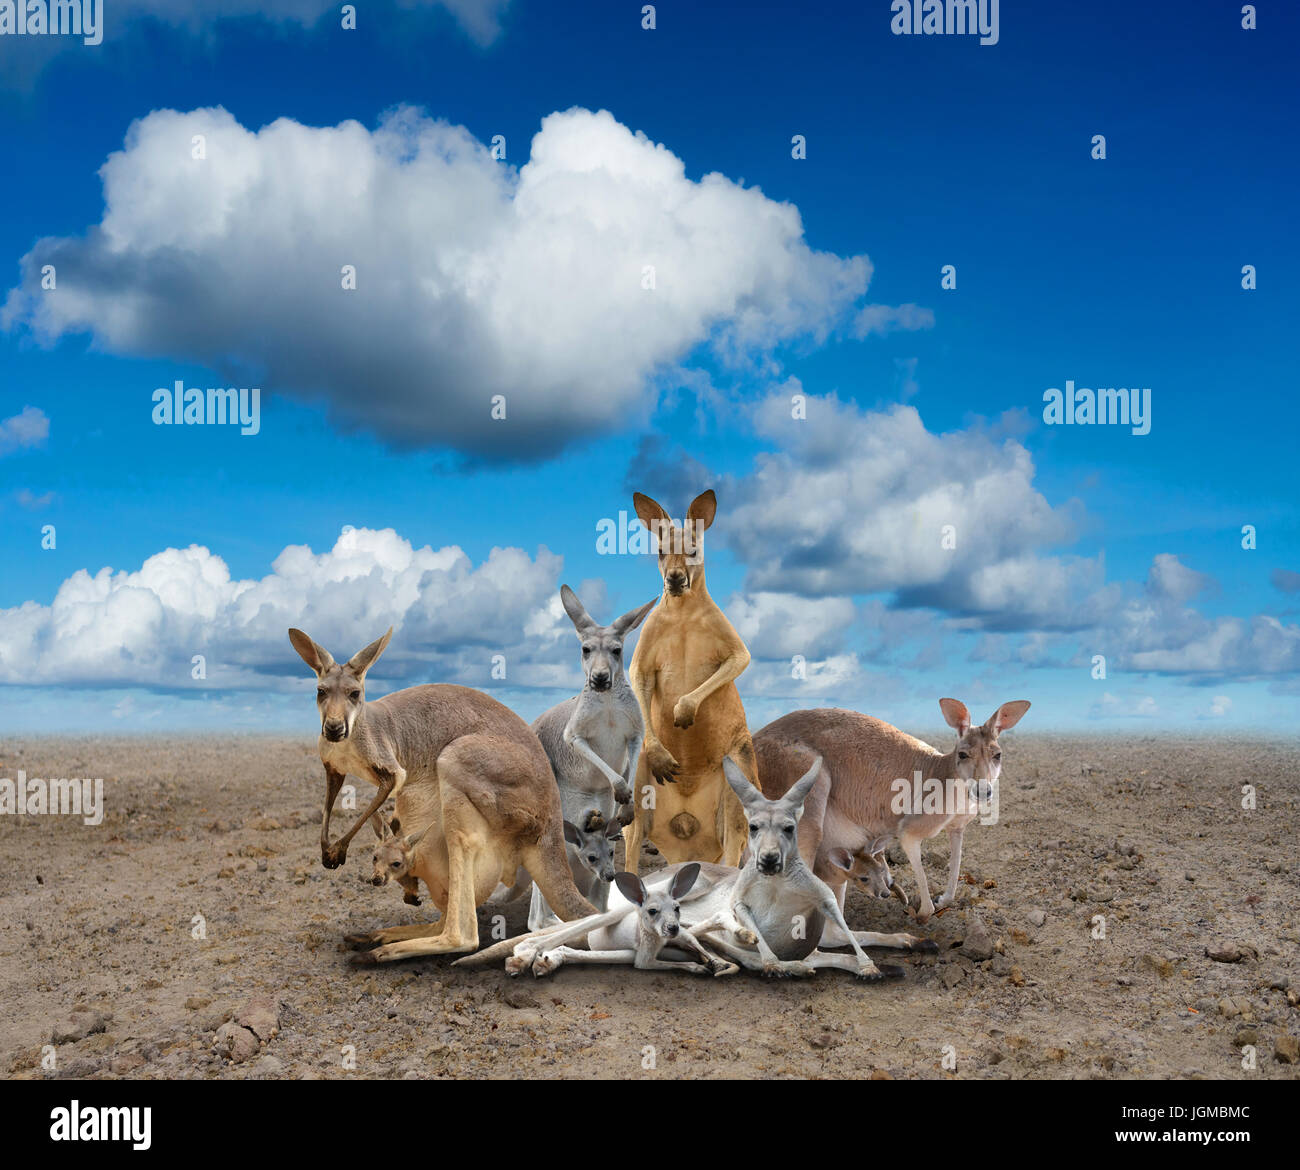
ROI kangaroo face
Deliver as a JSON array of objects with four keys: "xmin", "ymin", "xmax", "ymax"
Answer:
[
  {"xmin": 940, "ymin": 698, "xmax": 1031, "ymax": 799},
  {"xmin": 370, "ymin": 836, "xmax": 409, "ymax": 886},
  {"xmin": 581, "ymin": 629, "xmax": 626, "ymax": 694},
  {"xmin": 317, "ymin": 665, "xmax": 365, "ymax": 743},
  {"xmin": 564, "ymin": 816, "xmax": 622, "ymax": 884},
  {"xmin": 632, "ymin": 489, "xmax": 717, "ymax": 598},
  {"xmin": 288, "ymin": 627, "xmax": 392, "ymax": 745}
]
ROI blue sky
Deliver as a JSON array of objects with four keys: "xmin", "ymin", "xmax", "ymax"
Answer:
[{"xmin": 0, "ymin": 0, "xmax": 1296, "ymax": 734}]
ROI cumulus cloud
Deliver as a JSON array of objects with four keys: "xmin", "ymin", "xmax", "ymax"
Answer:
[
  {"xmin": 1145, "ymin": 553, "xmax": 1215, "ymax": 603},
  {"xmin": 712, "ymin": 390, "xmax": 1300, "ymax": 681},
  {"xmin": 726, "ymin": 591, "xmax": 856, "ymax": 660},
  {"xmin": 0, "ymin": 527, "xmax": 577, "ymax": 690},
  {"xmin": 5, "ymin": 106, "xmax": 873, "ymax": 460},
  {"xmin": 726, "ymin": 389, "xmax": 1089, "ymax": 626},
  {"xmin": 0, "ymin": 406, "xmax": 49, "ymax": 455}
]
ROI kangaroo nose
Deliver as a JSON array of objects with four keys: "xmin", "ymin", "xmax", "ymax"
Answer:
[
  {"xmin": 666, "ymin": 923, "xmax": 679, "ymax": 937},
  {"xmin": 324, "ymin": 720, "xmax": 346, "ymax": 741},
  {"xmin": 590, "ymin": 672, "xmax": 611, "ymax": 690},
  {"xmin": 667, "ymin": 572, "xmax": 688, "ymax": 589},
  {"xmin": 758, "ymin": 852, "xmax": 781, "ymax": 873}
]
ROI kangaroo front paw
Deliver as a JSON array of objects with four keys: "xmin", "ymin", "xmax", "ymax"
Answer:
[
  {"xmin": 613, "ymin": 783, "xmax": 632, "ymax": 805},
  {"xmin": 735, "ymin": 927, "xmax": 758, "ymax": 945},
  {"xmin": 321, "ymin": 844, "xmax": 346, "ymax": 869}
]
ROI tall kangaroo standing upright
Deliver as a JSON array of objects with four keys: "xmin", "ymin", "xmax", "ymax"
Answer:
[{"xmin": 624, "ymin": 490, "xmax": 761, "ymax": 874}]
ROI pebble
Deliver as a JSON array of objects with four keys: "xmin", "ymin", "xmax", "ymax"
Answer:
[
  {"xmin": 1026, "ymin": 909, "xmax": 1047, "ymax": 928},
  {"xmin": 1275, "ymin": 1035, "xmax": 1300, "ymax": 1065},
  {"xmin": 1140, "ymin": 953, "xmax": 1173, "ymax": 979},
  {"xmin": 961, "ymin": 913, "xmax": 995, "ymax": 962},
  {"xmin": 50, "ymin": 1009, "xmax": 109, "ymax": 1044}
]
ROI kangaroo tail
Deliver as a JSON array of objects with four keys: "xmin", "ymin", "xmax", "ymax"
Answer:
[{"xmin": 524, "ymin": 824, "xmax": 597, "ymax": 923}]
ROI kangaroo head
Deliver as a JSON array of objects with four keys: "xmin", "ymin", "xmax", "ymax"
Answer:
[
  {"xmin": 563, "ymin": 812, "xmax": 624, "ymax": 884},
  {"xmin": 939, "ymin": 698, "xmax": 1031, "ymax": 797},
  {"xmin": 370, "ymin": 821, "xmax": 429, "ymax": 886},
  {"xmin": 632, "ymin": 489, "xmax": 715, "ymax": 598},
  {"xmin": 614, "ymin": 863, "xmax": 701, "ymax": 942},
  {"xmin": 559, "ymin": 585, "xmax": 656, "ymax": 694},
  {"xmin": 826, "ymin": 844, "xmax": 904, "ymax": 902},
  {"xmin": 288, "ymin": 627, "xmax": 392, "ymax": 743},
  {"xmin": 724, "ymin": 755, "xmax": 818, "ymax": 877}
]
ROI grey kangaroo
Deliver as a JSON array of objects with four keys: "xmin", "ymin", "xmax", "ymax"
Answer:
[
  {"xmin": 287, "ymin": 626, "xmax": 595, "ymax": 960},
  {"xmin": 526, "ymin": 585, "xmax": 656, "ymax": 930}
]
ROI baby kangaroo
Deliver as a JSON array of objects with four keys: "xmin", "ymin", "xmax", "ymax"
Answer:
[
  {"xmin": 370, "ymin": 819, "xmax": 430, "ymax": 906},
  {"xmin": 529, "ymin": 863, "xmax": 737, "ymax": 978}
]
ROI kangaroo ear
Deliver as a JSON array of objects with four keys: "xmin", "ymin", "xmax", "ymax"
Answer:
[
  {"xmin": 939, "ymin": 698, "xmax": 971, "ymax": 737},
  {"xmin": 347, "ymin": 628, "xmax": 393, "ymax": 679},
  {"xmin": 826, "ymin": 846, "xmax": 854, "ymax": 874},
  {"xmin": 987, "ymin": 700, "xmax": 1031, "ymax": 735},
  {"xmin": 670, "ymin": 862, "xmax": 701, "ymax": 899},
  {"xmin": 562, "ymin": 820, "xmax": 583, "ymax": 847},
  {"xmin": 289, "ymin": 628, "xmax": 335, "ymax": 676},
  {"xmin": 722, "ymin": 756, "xmax": 762, "ymax": 808},
  {"xmin": 403, "ymin": 825, "xmax": 430, "ymax": 850},
  {"xmin": 559, "ymin": 585, "xmax": 598, "ymax": 635},
  {"xmin": 785, "ymin": 755, "xmax": 823, "ymax": 812},
  {"xmin": 613, "ymin": 871, "xmax": 646, "ymax": 906},
  {"xmin": 687, "ymin": 489, "xmax": 717, "ymax": 532},
  {"xmin": 613, "ymin": 597, "xmax": 657, "ymax": 635},
  {"xmin": 632, "ymin": 492, "xmax": 673, "ymax": 550}
]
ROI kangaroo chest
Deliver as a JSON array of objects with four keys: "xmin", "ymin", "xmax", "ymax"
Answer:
[{"xmin": 739, "ymin": 880, "xmax": 823, "ymax": 961}]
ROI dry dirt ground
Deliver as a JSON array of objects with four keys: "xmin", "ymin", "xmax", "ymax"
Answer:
[{"xmin": 2, "ymin": 732, "xmax": 1298, "ymax": 1081}]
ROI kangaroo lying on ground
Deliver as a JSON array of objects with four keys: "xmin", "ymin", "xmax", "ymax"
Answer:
[
  {"xmin": 528, "ymin": 864, "xmax": 739, "ymax": 977},
  {"xmin": 526, "ymin": 585, "xmax": 655, "ymax": 929},
  {"xmin": 753, "ymin": 698, "xmax": 1031, "ymax": 930},
  {"xmin": 624, "ymin": 489, "xmax": 760, "ymax": 873},
  {"xmin": 459, "ymin": 757, "xmax": 934, "ymax": 979},
  {"xmin": 288, "ymin": 626, "xmax": 596, "ymax": 960}
]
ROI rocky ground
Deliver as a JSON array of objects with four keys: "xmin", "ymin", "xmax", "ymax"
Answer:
[{"xmin": 1, "ymin": 732, "xmax": 1297, "ymax": 1080}]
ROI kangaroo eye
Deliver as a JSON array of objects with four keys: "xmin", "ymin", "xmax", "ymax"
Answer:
[
  {"xmin": 316, "ymin": 688, "xmax": 326, "ymax": 699},
  {"xmin": 783, "ymin": 825, "xmax": 794, "ymax": 835},
  {"xmin": 958, "ymin": 751, "xmax": 969, "ymax": 760},
  {"xmin": 349, "ymin": 690, "xmax": 360, "ymax": 701},
  {"xmin": 647, "ymin": 908, "xmax": 658, "ymax": 917},
  {"xmin": 582, "ymin": 646, "xmax": 591, "ymax": 656},
  {"xmin": 390, "ymin": 861, "xmax": 401, "ymax": 869},
  {"xmin": 993, "ymin": 753, "xmax": 1002, "ymax": 761},
  {"xmin": 748, "ymin": 824, "xmax": 759, "ymax": 834},
  {"xmin": 611, "ymin": 647, "xmax": 621, "ymax": 656}
]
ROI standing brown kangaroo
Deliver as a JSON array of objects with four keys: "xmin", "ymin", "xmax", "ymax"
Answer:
[
  {"xmin": 288, "ymin": 627, "xmax": 595, "ymax": 962},
  {"xmin": 754, "ymin": 698, "xmax": 1030, "ymax": 933},
  {"xmin": 623, "ymin": 490, "xmax": 761, "ymax": 874}
]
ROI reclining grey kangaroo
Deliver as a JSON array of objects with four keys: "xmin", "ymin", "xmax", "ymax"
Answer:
[
  {"xmin": 459, "ymin": 756, "xmax": 934, "ymax": 979},
  {"xmin": 526, "ymin": 585, "xmax": 656, "ymax": 929}
]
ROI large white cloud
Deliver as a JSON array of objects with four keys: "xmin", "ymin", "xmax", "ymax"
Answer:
[
  {"xmin": 0, "ymin": 527, "xmax": 580, "ymax": 689},
  {"xmin": 5, "ymin": 106, "xmax": 873, "ymax": 459},
  {"xmin": 726, "ymin": 388, "xmax": 1089, "ymax": 624}
]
